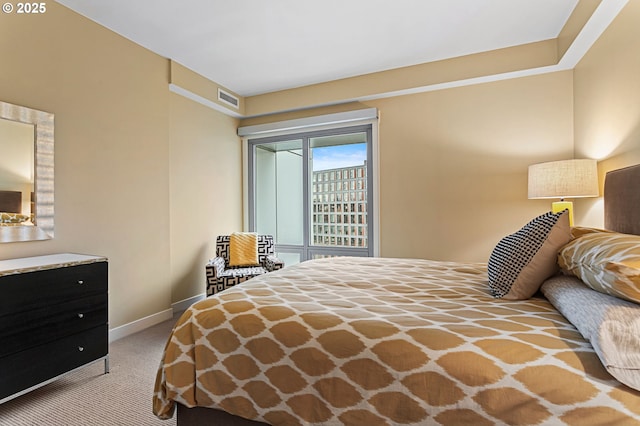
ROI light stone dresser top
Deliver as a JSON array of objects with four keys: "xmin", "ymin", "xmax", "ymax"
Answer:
[{"xmin": 0, "ymin": 253, "xmax": 107, "ymax": 277}]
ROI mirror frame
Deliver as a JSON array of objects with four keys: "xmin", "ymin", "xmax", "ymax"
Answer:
[{"xmin": 0, "ymin": 101, "xmax": 54, "ymax": 243}]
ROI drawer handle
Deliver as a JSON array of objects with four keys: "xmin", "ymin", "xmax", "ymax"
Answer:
[
  {"xmin": 78, "ymin": 346, "xmax": 84, "ymax": 352},
  {"xmin": 78, "ymin": 280, "xmax": 84, "ymax": 285},
  {"xmin": 78, "ymin": 313, "xmax": 84, "ymax": 319}
]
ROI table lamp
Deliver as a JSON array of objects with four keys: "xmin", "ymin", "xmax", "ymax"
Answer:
[{"xmin": 528, "ymin": 159, "xmax": 599, "ymax": 226}]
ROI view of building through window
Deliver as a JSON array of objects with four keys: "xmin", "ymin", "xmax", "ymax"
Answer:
[{"xmin": 311, "ymin": 143, "xmax": 367, "ymax": 249}]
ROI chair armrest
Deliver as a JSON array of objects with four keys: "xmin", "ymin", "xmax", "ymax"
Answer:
[
  {"xmin": 264, "ymin": 255, "xmax": 285, "ymax": 272},
  {"xmin": 205, "ymin": 257, "xmax": 226, "ymax": 279}
]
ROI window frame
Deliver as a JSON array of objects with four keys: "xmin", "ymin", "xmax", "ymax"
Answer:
[{"xmin": 245, "ymin": 122, "xmax": 378, "ymax": 262}]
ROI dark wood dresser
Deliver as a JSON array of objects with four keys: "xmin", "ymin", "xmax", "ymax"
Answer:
[{"xmin": 0, "ymin": 253, "xmax": 108, "ymax": 403}]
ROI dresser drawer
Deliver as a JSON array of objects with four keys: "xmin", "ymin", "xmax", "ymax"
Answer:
[
  {"xmin": 0, "ymin": 294, "xmax": 107, "ymax": 357},
  {"xmin": 0, "ymin": 325, "xmax": 108, "ymax": 401},
  {"xmin": 0, "ymin": 262, "xmax": 107, "ymax": 316}
]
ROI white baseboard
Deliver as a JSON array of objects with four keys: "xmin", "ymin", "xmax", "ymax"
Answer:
[
  {"xmin": 172, "ymin": 293, "xmax": 205, "ymax": 314},
  {"xmin": 108, "ymin": 308, "xmax": 173, "ymax": 343},
  {"xmin": 108, "ymin": 293, "xmax": 206, "ymax": 343}
]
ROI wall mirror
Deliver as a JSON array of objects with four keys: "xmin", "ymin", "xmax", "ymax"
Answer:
[{"xmin": 0, "ymin": 101, "xmax": 54, "ymax": 243}]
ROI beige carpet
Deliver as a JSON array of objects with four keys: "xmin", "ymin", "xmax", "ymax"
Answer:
[{"xmin": 0, "ymin": 315, "xmax": 179, "ymax": 426}]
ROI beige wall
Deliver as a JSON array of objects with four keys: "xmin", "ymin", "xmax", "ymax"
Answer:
[
  {"xmin": 573, "ymin": 0, "xmax": 640, "ymax": 227},
  {"xmin": 241, "ymin": 72, "xmax": 573, "ymax": 262},
  {"xmin": 0, "ymin": 3, "xmax": 241, "ymax": 330},
  {"xmin": 169, "ymin": 93, "xmax": 242, "ymax": 303},
  {"xmin": 369, "ymin": 72, "xmax": 574, "ymax": 261}
]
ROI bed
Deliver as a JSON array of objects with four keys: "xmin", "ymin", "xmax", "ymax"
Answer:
[
  {"xmin": 154, "ymin": 165, "xmax": 640, "ymax": 425},
  {"xmin": 0, "ymin": 190, "xmax": 30, "ymax": 226}
]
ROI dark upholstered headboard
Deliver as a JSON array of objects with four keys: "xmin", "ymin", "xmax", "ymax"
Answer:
[
  {"xmin": 604, "ymin": 164, "xmax": 640, "ymax": 236},
  {"xmin": 0, "ymin": 191, "xmax": 21, "ymax": 213}
]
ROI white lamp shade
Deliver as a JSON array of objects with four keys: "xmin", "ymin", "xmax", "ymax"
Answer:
[{"xmin": 528, "ymin": 159, "xmax": 599, "ymax": 199}]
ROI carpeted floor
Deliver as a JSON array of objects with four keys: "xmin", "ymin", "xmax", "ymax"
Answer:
[{"xmin": 0, "ymin": 314, "xmax": 179, "ymax": 426}]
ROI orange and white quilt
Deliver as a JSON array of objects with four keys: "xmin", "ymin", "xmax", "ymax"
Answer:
[{"xmin": 153, "ymin": 257, "xmax": 640, "ymax": 425}]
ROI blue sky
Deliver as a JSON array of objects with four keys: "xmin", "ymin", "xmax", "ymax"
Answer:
[{"xmin": 312, "ymin": 143, "xmax": 367, "ymax": 171}]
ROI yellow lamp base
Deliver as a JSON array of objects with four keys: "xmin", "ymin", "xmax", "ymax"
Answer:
[{"xmin": 552, "ymin": 201, "xmax": 574, "ymax": 226}]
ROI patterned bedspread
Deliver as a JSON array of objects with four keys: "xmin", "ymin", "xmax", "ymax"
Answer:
[{"xmin": 153, "ymin": 257, "xmax": 640, "ymax": 425}]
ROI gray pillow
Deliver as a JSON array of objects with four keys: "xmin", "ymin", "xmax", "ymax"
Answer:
[{"xmin": 541, "ymin": 275, "xmax": 640, "ymax": 391}]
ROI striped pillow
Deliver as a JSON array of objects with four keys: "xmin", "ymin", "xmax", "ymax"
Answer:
[
  {"xmin": 229, "ymin": 232, "xmax": 259, "ymax": 267},
  {"xmin": 569, "ymin": 226, "xmax": 613, "ymax": 239},
  {"xmin": 558, "ymin": 232, "xmax": 640, "ymax": 304}
]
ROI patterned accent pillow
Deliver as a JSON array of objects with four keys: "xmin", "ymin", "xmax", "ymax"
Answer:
[
  {"xmin": 229, "ymin": 232, "xmax": 259, "ymax": 267},
  {"xmin": 488, "ymin": 210, "xmax": 571, "ymax": 299},
  {"xmin": 558, "ymin": 232, "xmax": 640, "ymax": 304}
]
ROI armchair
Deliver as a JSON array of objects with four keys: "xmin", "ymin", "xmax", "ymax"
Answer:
[{"xmin": 205, "ymin": 234, "xmax": 285, "ymax": 296}]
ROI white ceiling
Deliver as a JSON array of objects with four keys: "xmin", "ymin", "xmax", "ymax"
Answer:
[{"xmin": 55, "ymin": 0, "xmax": 582, "ymax": 97}]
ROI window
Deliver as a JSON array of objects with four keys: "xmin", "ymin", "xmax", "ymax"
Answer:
[{"xmin": 247, "ymin": 125, "xmax": 374, "ymax": 264}]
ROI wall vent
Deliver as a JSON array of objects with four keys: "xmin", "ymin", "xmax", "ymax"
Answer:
[{"xmin": 217, "ymin": 88, "xmax": 239, "ymax": 109}]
